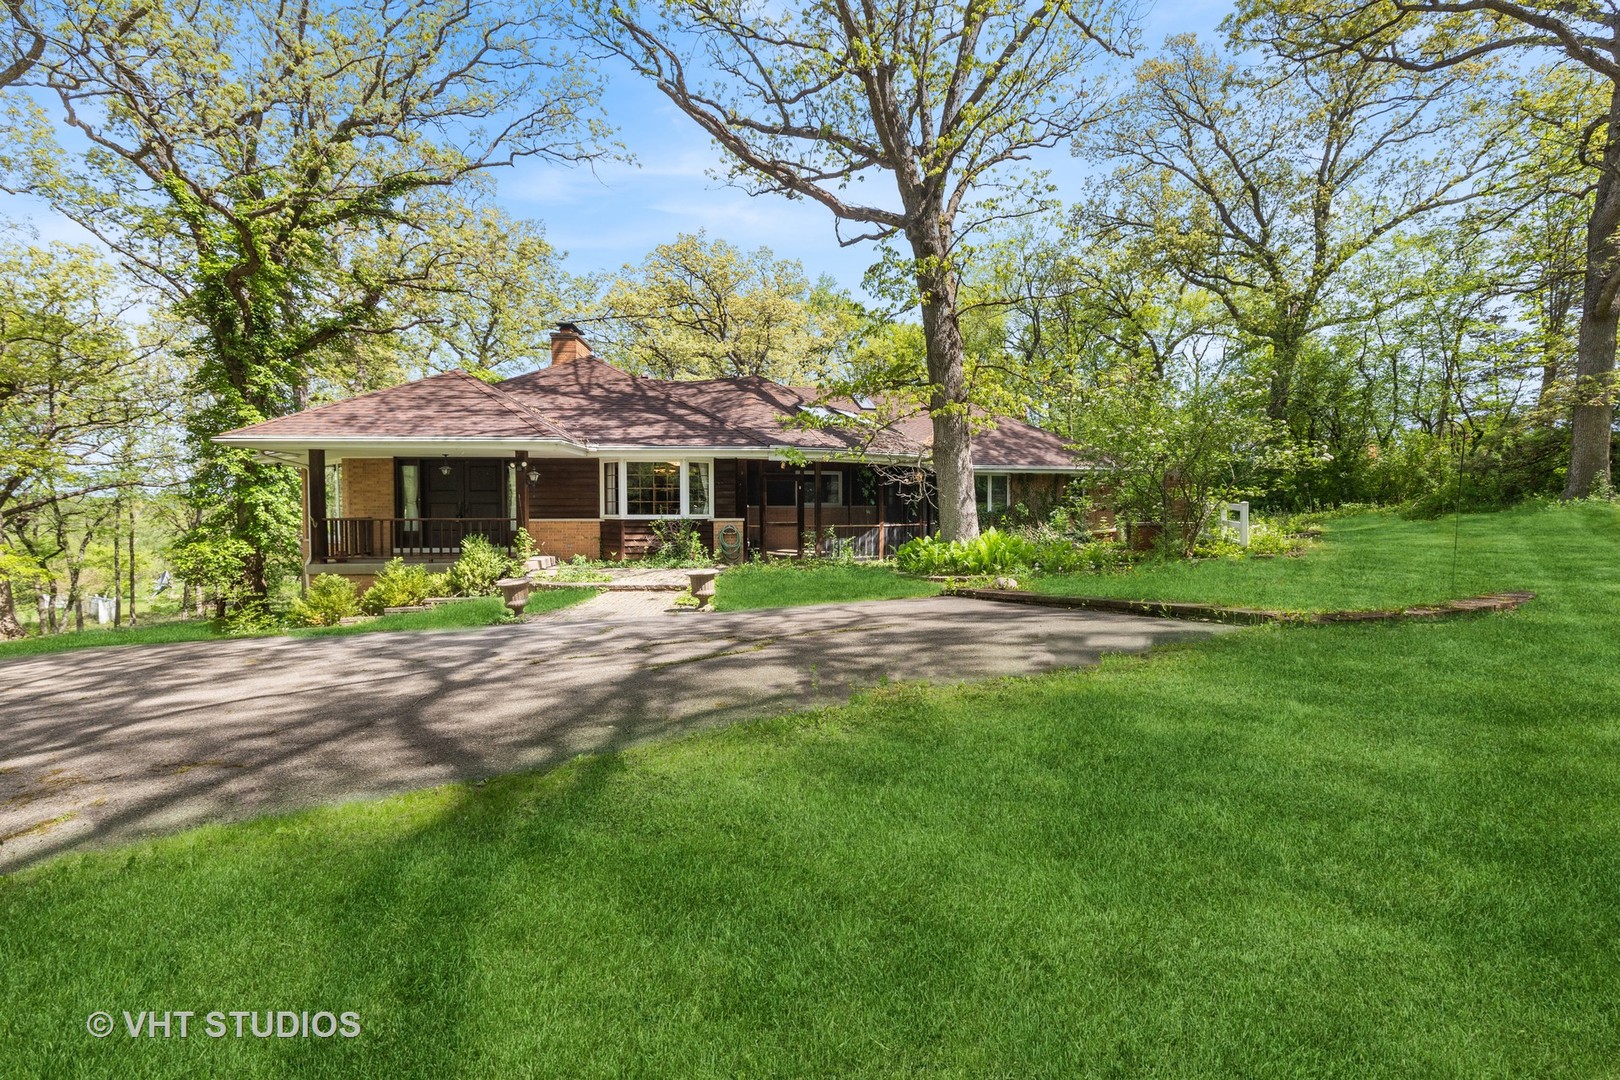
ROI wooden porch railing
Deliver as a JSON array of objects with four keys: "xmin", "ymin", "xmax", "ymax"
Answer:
[
  {"xmin": 319, "ymin": 518, "xmax": 519, "ymax": 560},
  {"xmin": 815, "ymin": 522, "xmax": 927, "ymax": 560}
]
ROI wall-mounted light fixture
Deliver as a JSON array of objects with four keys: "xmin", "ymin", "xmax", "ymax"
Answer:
[{"xmin": 439, "ymin": 454, "xmax": 452, "ymax": 477}]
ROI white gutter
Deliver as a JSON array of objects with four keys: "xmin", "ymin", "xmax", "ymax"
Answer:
[{"xmin": 212, "ymin": 436, "xmax": 593, "ymax": 459}]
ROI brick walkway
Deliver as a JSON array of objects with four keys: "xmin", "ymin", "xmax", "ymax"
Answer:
[{"xmin": 543, "ymin": 590, "xmax": 684, "ymax": 621}]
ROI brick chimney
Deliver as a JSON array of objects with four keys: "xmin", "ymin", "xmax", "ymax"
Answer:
[{"xmin": 549, "ymin": 322, "xmax": 590, "ymax": 366}]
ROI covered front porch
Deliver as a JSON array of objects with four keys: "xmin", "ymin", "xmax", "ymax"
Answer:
[
  {"xmin": 302, "ymin": 451, "xmax": 947, "ymax": 569},
  {"xmin": 741, "ymin": 460, "xmax": 933, "ymax": 559},
  {"xmin": 306, "ymin": 450, "xmax": 532, "ymax": 566}
]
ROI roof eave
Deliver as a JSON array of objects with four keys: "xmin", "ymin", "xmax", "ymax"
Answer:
[{"xmin": 212, "ymin": 435, "xmax": 593, "ymax": 458}]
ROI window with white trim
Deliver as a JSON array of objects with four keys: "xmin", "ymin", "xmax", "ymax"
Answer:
[
  {"xmin": 602, "ymin": 460, "xmax": 619, "ymax": 517},
  {"xmin": 687, "ymin": 460, "xmax": 712, "ymax": 516},
  {"xmin": 799, "ymin": 471, "xmax": 842, "ymax": 506},
  {"xmin": 975, "ymin": 473, "xmax": 1011, "ymax": 515},
  {"xmin": 627, "ymin": 461, "xmax": 680, "ymax": 516},
  {"xmin": 600, "ymin": 459, "xmax": 716, "ymax": 518}
]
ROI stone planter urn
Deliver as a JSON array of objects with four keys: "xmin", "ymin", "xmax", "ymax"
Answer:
[
  {"xmin": 686, "ymin": 569, "xmax": 719, "ymax": 610},
  {"xmin": 495, "ymin": 577, "xmax": 532, "ymax": 617}
]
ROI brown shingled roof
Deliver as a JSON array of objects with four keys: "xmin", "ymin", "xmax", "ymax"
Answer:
[
  {"xmin": 218, "ymin": 369, "xmax": 579, "ymax": 443},
  {"xmin": 219, "ymin": 355, "xmax": 1084, "ymax": 470}
]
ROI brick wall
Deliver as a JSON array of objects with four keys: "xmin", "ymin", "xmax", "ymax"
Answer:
[
  {"xmin": 713, "ymin": 519, "xmax": 746, "ymax": 563},
  {"xmin": 527, "ymin": 519, "xmax": 600, "ymax": 560},
  {"xmin": 342, "ymin": 458, "xmax": 395, "ymax": 520}
]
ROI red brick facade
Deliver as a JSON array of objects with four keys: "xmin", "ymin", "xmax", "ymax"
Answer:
[{"xmin": 526, "ymin": 519, "xmax": 601, "ymax": 560}]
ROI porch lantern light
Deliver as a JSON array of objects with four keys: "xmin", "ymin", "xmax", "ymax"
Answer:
[
  {"xmin": 439, "ymin": 454, "xmax": 452, "ymax": 477},
  {"xmin": 518, "ymin": 457, "xmax": 540, "ymax": 484}
]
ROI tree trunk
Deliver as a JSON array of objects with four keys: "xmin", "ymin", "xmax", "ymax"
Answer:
[
  {"xmin": 67, "ymin": 569, "xmax": 81, "ymax": 632},
  {"xmin": 111, "ymin": 500, "xmax": 122, "ymax": 628},
  {"xmin": 0, "ymin": 578, "xmax": 25, "ymax": 640},
  {"xmin": 1566, "ymin": 85, "xmax": 1620, "ymax": 498},
  {"xmin": 127, "ymin": 502, "xmax": 137, "ymax": 626},
  {"xmin": 911, "ymin": 227, "xmax": 979, "ymax": 543}
]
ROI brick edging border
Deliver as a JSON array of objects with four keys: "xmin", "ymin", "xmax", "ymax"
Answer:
[
  {"xmin": 942, "ymin": 588, "xmax": 1537, "ymax": 625},
  {"xmin": 529, "ymin": 581, "xmax": 684, "ymax": 592}
]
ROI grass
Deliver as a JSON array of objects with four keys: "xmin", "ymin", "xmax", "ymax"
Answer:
[
  {"xmin": 0, "ymin": 590, "xmax": 600, "ymax": 660},
  {"xmin": 2, "ymin": 501, "xmax": 1617, "ymax": 1077},
  {"xmin": 714, "ymin": 560, "xmax": 941, "ymax": 610},
  {"xmin": 1033, "ymin": 508, "xmax": 1554, "ymax": 612}
]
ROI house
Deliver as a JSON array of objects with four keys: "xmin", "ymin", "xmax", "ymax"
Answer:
[{"xmin": 215, "ymin": 324, "xmax": 1089, "ymax": 584}]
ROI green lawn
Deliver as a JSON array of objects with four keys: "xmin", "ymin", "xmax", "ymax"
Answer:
[
  {"xmin": 2, "ymin": 502, "xmax": 1617, "ymax": 1077},
  {"xmin": 0, "ymin": 590, "xmax": 600, "ymax": 660},
  {"xmin": 714, "ymin": 560, "xmax": 941, "ymax": 610},
  {"xmin": 1034, "ymin": 508, "xmax": 1554, "ymax": 611}
]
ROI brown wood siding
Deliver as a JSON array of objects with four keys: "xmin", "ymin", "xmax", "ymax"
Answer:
[
  {"xmin": 531, "ymin": 458, "xmax": 599, "ymax": 519},
  {"xmin": 714, "ymin": 459, "xmax": 739, "ymax": 518},
  {"xmin": 600, "ymin": 519, "xmax": 717, "ymax": 561}
]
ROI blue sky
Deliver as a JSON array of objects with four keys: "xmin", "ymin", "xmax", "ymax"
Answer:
[
  {"xmin": 514, "ymin": 1, "xmax": 1232, "ymax": 293},
  {"xmin": 3, "ymin": 2, "xmax": 1232, "ymax": 299}
]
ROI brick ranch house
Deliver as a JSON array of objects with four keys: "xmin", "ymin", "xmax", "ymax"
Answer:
[{"xmin": 215, "ymin": 324, "xmax": 1090, "ymax": 586}]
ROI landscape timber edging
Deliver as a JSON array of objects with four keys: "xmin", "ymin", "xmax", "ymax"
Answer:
[{"xmin": 942, "ymin": 588, "xmax": 1537, "ymax": 625}]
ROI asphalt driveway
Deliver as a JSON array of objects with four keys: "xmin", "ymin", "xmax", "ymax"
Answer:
[{"xmin": 0, "ymin": 596, "xmax": 1231, "ymax": 871}]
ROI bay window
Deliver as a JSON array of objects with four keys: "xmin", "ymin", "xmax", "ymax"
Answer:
[{"xmin": 600, "ymin": 459, "xmax": 715, "ymax": 518}]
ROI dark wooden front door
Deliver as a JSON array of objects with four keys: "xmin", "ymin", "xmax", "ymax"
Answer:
[{"xmin": 422, "ymin": 460, "xmax": 506, "ymax": 519}]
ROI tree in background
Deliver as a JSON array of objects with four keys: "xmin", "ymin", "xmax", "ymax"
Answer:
[
  {"xmin": 1488, "ymin": 63, "xmax": 1602, "ymax": 421},
  {"xmin": 291, "ymin": 203, "xmax": 583, "ymax": 397},
  {"xmin": 1238, "ymin": 0, "xmax": 1620, "ymax": 497},
  {"xmin": 1069, "ymin": 350, "xmax": 1282, "ymax": 554},
  {"xmin": 1092, "ymin": 32, "xmax": 1504, "ymax": 447},
  {"xmin": 579, "ymin": 0, "xmax": 1139, "ymax": 541},
  {"xmin": 0, "ymin": 243, "xmax": 156, "ymax": 638},
  {"xmin": 7, "ymin": 0, "xmax": 607, "ymax": 602},
  {"xmin": 1, "ymin": 0, "xmax": 42, "ymax": 89},
  {"xmin": 596, "ymin": 232, "xmax": 859, "ymax": 383}
]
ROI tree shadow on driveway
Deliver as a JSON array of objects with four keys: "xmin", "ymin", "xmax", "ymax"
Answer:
[{"xmin": 0, "ymin": 597, "xmax": 1232, "ymax": 872}]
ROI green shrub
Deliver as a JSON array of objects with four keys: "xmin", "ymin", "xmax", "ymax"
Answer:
[
  {"xmin": 897, "ymin": 531, "xmax": 1132, "ymax": 577},
  {"xmin": 646, "ymin": 519, "xmax": 713, "ymax": 567},
  {"xmin": 360, "ymin": 560, "xmax": 447, "ymax": 614},
  {"xmin": 215, "ymin": 599, "xmax": 282, "ymax": 636},
  {"xmin": 289, "ymin": 574, "xmax": 361, "ymax": 626},
  {"xmin": 894, "ymin": 528, "xmax": 1037, "ymax": 575},
  {"xmin": 445, "ymin": 535, "xmax": 510, "ymax": 597},
  {"xmin": 1245, "ymin": 522, "xmax": 1307, "ymax": 557},
  {"xmin": 1030, "ymin": 539, "xmax": 1080, "ymax": 573}
]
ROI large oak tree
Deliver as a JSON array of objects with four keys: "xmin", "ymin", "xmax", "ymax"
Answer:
[
  {"xmin": 9, "ymin": 0, "xmax": 606, "ymax": 597},
  {"xmin": 579, "ymin": 0, "xmax": 1137, "ymax": 540}
]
